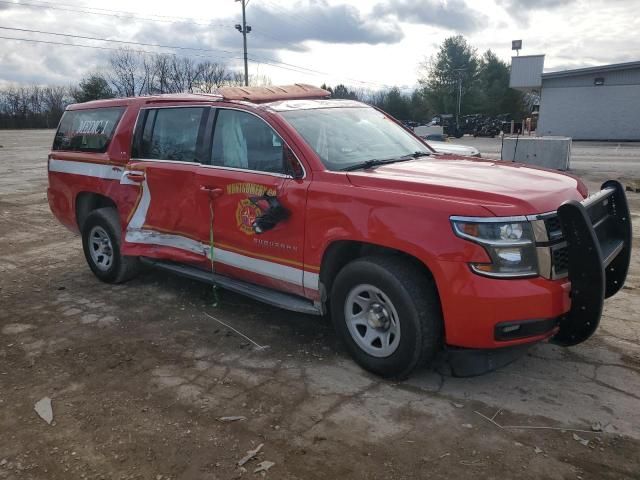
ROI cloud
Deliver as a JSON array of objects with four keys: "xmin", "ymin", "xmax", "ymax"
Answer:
[
  {"xmin": 0, "ymin": 40, "xmax": 108, "ymax": 85},
  {"xmin": 372, "ymin": 0, "xmax": 489, "ymax": 33},
  {"xmin": 496, "ymin": 0, "xmax": 576, "ymax": 23},
  {"xmin": 132, "ymin": 1, "xmax": 405, "ymax": 61},
  {"xmin": 219, "ymin": 1, "xmax": 404, "ymax": 50},
  {"xmin": 499, "ymin": 0, "xmax": 574, "ymax": 7}
]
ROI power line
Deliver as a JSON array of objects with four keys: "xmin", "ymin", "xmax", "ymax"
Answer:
[
  {"xmin": 2, "ymin": 0, "xmax": 287, "ymax": 49},
  {"xmin": 0, "ymin": 34, "xmax": 325, "ymax": 80},
  {"xmin": 15, "ymin": 0, "xmax": 221, "ymax": 23},
  {"xmin": 0, "ymin": 1, "xmax": 392, "ymax": 88},
  {"xmin": 0, "ymin": 25, "xmax": 340, "ymax": 82},
  {"xmin": 0, "ymin": 35, "xmax": 245, "ymax": 64},
  {"xmin": 247, "ymin": 54, "xmax": 391, "ymax": 88},
  {"xmin": 0, "ymin": 30, "xmax": 391, "ymax": 88},
  {"xmin": 0, "ymin": 26, "xmax": 241, "ymax": 59},
  {"xmin": 257, "ymin": 0, "xmax": 319, "ymax": 32},
  {"xmin": 0, "ymin": 25, "xmax": 335, "ymax": 78},
  {"xmin": 0, "ymin": 34, "xmax": 370, "ymax": 86},
  {"xmin": 240, "ymin": 0, "xmax": 391, "ymax": 88},
  {"xmin": 0, "ymin": 0, "xmax": 231, "ymax": 28}
]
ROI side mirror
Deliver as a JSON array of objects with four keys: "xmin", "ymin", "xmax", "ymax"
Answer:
[
  {"xmin": 284, "ymin": 146, "xmax": 304, "ymax": 179},
  {"xmin": 250, "ymin": 194, "xmax": 290, "ymax": 234}
]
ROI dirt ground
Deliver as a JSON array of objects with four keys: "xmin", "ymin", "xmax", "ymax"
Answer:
[{"xmin": 1, "ymin": 130, "xmax": 639, "ymax": 480}]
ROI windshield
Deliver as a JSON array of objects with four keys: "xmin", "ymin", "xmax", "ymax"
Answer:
[{"xmin": 280, "ymin": 107, "xmax": 431, "ymax": 171}]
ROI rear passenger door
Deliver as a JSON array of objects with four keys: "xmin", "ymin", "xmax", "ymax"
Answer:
[{"xmin": 122, "ymin": 106, "xmax": 211, "ymax": 264}]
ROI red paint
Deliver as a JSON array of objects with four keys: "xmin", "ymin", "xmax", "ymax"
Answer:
[{"xmin": 48, "ymin": 94, "xmax": 588, "ymax": 350}]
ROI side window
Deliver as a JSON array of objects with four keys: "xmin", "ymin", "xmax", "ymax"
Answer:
[
  {"xmin": 53, "ymin": 107, "xmax": 124, "ymax": 152},
  {"xmin": 139, "ymin": 107, "xmax": 205, "ymax": 162},
  {"xmin": 211, "ymin": 109, "xmax": 284, "ymax": 174}
]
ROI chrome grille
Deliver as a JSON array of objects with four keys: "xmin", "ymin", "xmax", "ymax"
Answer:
[
  {"xmin": 543, "ymin": 215, "xmax": 563, "ymax": 241},
  {"xmin": 535, "ymin": 212, "xmax": 569, "ymax": 279},
  {"xmin": 551, "ymin": 244, "xmax": 569, "ymax": 277}
]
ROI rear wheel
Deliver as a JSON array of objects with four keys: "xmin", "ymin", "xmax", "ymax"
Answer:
[
  {"xmin": 330, "ymin": 256, "xmax": 442, "ymax": 378},
  {"xmin": 81, "ymin": 207, "xmax": 140, "ymax": 283}
]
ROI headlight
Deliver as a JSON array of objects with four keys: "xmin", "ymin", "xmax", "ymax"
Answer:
[{"xmin": 451, "ymin": 216, "xmax": 538, "ymax": 278}]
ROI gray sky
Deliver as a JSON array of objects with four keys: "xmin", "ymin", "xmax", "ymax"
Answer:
[{"xmin": 0, "ymin": 0, "xmax": 638, "ymax": 89}]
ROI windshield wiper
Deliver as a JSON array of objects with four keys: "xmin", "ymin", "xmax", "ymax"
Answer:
[
  {"xmin": 341, "ymin": 152, "xmax": 429, "ymax": 172},
  {"xmin": 400, "ymin": 151, "xmax": 431, "ymax": 159}
]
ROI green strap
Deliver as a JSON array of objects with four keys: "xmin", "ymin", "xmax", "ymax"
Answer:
[{"xmin": 209, "ymin": 196, "xmax": 219, "ymax": 307}]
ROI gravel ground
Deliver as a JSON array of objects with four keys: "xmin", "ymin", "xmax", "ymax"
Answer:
[{"xmin": 1, "ymin": 130, "xmax": 639, "ymax": 480}]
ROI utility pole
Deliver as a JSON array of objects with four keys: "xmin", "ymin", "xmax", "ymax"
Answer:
[
  {"xmin": 235, "ymin": 0, "xmax": 251, "ymax": 86},
  {"xmin": 454, "ymin": 68, "xmax": 466, "ymax": 134}
]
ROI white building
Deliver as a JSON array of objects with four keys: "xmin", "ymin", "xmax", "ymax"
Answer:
[{"xmin": 510, "ymin": 56, "xmax": 640, "ymax": 141}]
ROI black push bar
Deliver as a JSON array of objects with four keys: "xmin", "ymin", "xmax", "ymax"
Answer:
[{"xmin": 553, "ymin": 180, "xmax": 632, "ymax": 346}]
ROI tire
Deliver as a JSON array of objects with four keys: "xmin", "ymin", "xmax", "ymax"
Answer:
[
  {"xmin": 81, "ymin": 207, "xmax": 140, "ymax": 284},
  {"xmin": 330, "ymin": 256, "xmax": 442, "ymax": 378}
]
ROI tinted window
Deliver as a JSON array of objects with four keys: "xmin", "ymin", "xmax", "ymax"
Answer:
[
  {"xmin": 211, "ymin": 109, "xmax": 284, "ymax": 174},
  {"xmin": 281, "ymin": 107, "xmax": 430, "ymax": 171},
  {"xmin": 53, "ymin": 107, "xmax": 124, "ymax": 152},
  {"xmin": 140, "ymin": 107, "xmax": 205, "ymax": 162}
]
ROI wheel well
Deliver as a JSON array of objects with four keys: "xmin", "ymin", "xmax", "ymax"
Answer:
[
  {"xmin": 76, "ymin": 192, "xmax": 117, "ymax": 230},
  {"xmin": 319, "ymin": 241, "xmax": 436, "ymax": 300}
]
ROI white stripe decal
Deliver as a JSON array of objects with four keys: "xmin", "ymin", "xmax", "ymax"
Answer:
[
  {"xmin": 126, "ymin": 179, "xmax": 151, "ymax": 230},
  {"xmin": 49, "ymin": 159, "xmax": 122, "ymax": 180},
  {"xmin": 125, "ymin": 229, "xmax": 208, "ymax": 257},
  {"xmin": 214, "ymin": 247, "xmax": 303, "ymax": 285},
  {"xmin": 303, "ymin": 271, "xmax": 320, "ymax": 291},
  {"xmin": 125, "ymin": 228, "xmax": 310, "ymax": 288},
  {"xmin": 50, "ymin": 162, "xmax": 316, "ymax": 290}
]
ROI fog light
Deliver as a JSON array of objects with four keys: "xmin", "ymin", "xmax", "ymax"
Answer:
[
  {"xmin": 497, "ymin": 248, "xmax": 522, "ymax": 263},
  {"xmin": 502, "ymin": 325, "xmax": 521, "ymax": 333}
]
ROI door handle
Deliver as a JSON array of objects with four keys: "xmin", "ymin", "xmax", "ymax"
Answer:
[
  {"xmin": 200, "ymin": 186, "xmax": 224, "ymax": 198},
  {"xmin": 125, "ymin": 171, "xmax": 145, "ymax": 182}
]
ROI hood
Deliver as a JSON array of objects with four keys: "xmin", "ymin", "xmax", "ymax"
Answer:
[
  {"xmin": 426, "ymin": 141, "xmax": 480, "ymax": 157},
  {"xmin": 346, "ymin": 155, "xmax": 587, "ymax": 217}
]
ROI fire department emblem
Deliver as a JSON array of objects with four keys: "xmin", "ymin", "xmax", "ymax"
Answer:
[{"xmin": 235, "ymin": 199, "xmax": 262, "ymax": 235}]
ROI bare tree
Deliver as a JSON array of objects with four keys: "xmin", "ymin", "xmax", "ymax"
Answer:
[
  {"xmin": 226, "ymin": 71, "xmax": 246, "ymax": 87},
  {"xmin": 0, "ymin": 49, "xmax": 278, "ymax": 128},
  {"xmin": 197, "ymin": 61, "xmax": 230, "ymax": 93},
  {"xmin": 108, "ymin": 49, "xmax": 147, "ymax": 97},
  {"xmin": 153, "ymin": 55, "xmax": 172, "ymax": 94},
  {"xmin": 247, "ymin": 73, "xmax": 272, "ymax": 87},
  {"xmin": 141, "ymin": 55, "xmax": 158, "ymax": 95},
  {"xmin": 169, "ymin": 57, "xmax": 203, "ymax": 93},
  {"xmin": 0, "ymin": 84, "xmax": 71, "ymax": 128},
  {"xmin": 28, "ymin": 85, "xmax": 44, "ymax": 116},
  {"xmin": 43, "ymin": 86, "xmax": 69, "ymax": 117}
]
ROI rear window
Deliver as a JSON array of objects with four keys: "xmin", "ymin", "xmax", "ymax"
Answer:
[
  {"xmin": 138, "ymin": 107, "xmax": 206, "ymax": 162},
  {"xmin": 53, "ymin": 107, "xmax": 125, "ymax": 153}
]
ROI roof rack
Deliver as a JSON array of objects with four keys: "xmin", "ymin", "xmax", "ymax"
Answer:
[{"xmin": 216, "ymin": 84, "xmax": 331, "ymax": 103}]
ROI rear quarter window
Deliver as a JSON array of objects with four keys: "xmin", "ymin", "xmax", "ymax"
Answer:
[{"xmin": 53, "ymin": 107, "xmax": 125, "ymax": 153}]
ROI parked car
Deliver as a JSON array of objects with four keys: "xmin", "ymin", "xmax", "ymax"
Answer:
[
  {"xmin": 422, "ymin": 140, "xmax": 481, "ymax": 157},
  {"xmin": 48, "ymin": 85, "xmax": 632, "ymax": 378},
  {"xmin": 429, "ymin": 114, "xmax": 463, "ymax": 138}
]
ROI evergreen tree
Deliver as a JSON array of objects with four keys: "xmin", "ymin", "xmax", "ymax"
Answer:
[
  {"xmin": 72, "ymin": 74, "xmax": 114, "ymax": 103},
  {"xmin": 420, "ymin": 35, "xmax": 479, "ymax": 115}
]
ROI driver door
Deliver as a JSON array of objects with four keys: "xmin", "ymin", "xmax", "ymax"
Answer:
[{"xmin": 196, "ymin": 107, "xmax": 312, "ymax": 297}]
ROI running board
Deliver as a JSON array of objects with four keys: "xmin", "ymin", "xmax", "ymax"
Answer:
[{"xmin": 140, "ymin": 258, "xmax": 322, "ymax": 316}]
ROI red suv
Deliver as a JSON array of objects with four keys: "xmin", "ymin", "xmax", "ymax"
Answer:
[{"xmin": 47, "ymin": 84, "xmax": 632, "ymax": 377}]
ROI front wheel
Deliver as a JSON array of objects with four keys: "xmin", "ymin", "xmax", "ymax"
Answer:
[
  {"xmin": 81, "ymin": 207, "xmax": 140, "ymax": 284},
  {"xmin": 330, "ymin": 256, "xmax": 442, "ymax": 378}
]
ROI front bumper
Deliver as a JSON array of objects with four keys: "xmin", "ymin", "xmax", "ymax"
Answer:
[{"xmin": 439, "ymin": 180, "xmax": 631, "ymax": 351}]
